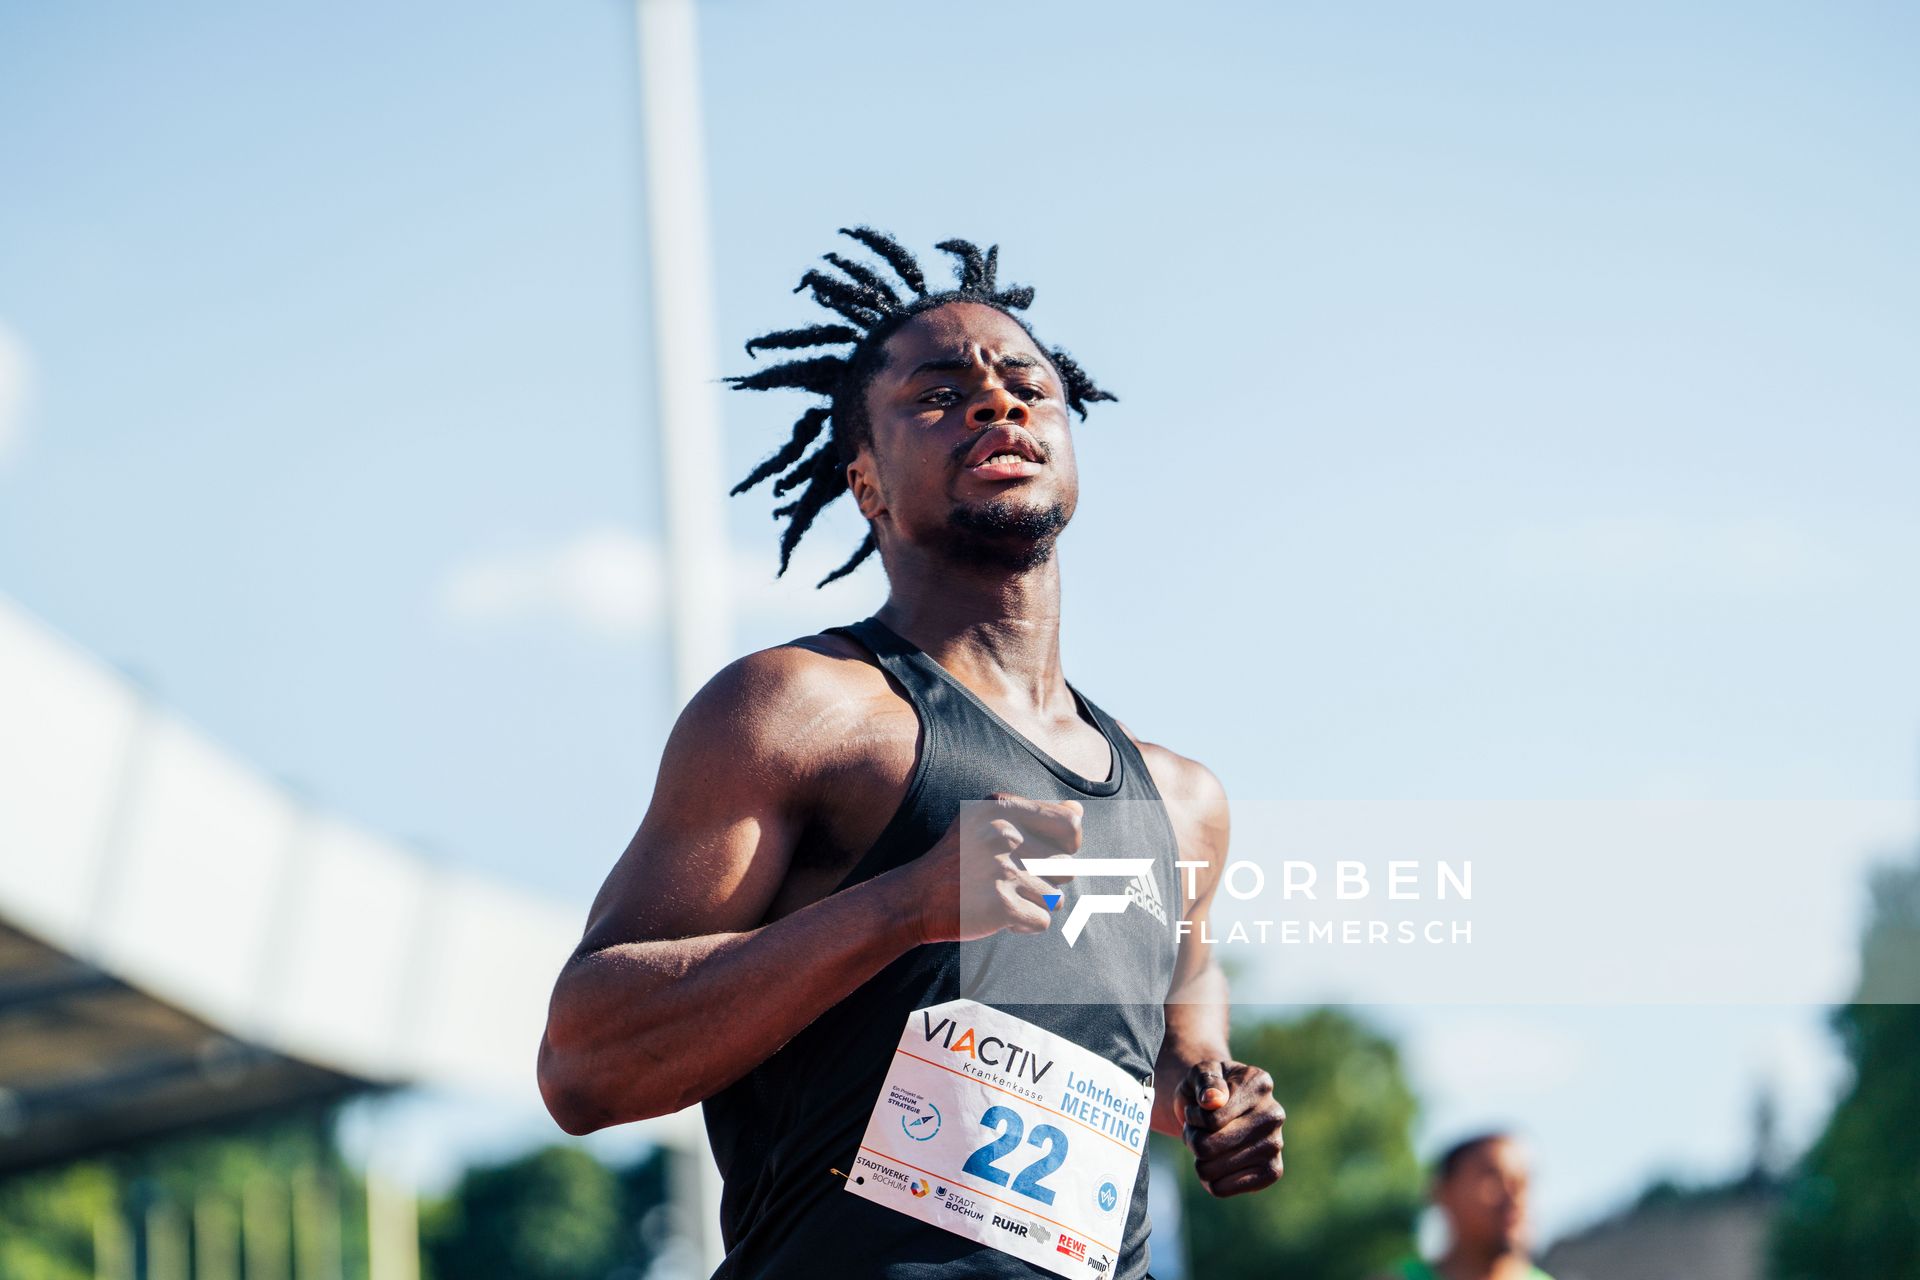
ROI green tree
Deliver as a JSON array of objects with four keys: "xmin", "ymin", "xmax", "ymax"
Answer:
[
  {"xmin": 0, "ymin": 1104, "xmax": 356, "ymax": 1279},
  {"xmin": 1172, "ymin": 1007, "xmax": 1424, "ymax": 1280},
  {"xmin": 0, "ymin": 1161, "xmax": 117, "ymax": 1280},
  {"xmin": 1770, "ymin": 856, "xmax": 1920, "ymax": 1278},
  {"xmin": 423, "ymin": 1144, "xmax": 625, "ymax": 1280}
]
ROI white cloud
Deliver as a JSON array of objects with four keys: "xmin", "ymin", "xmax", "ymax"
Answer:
[
  {"xmin": 439, "ymin": 526, "xmax": 665, "ymax": 637},
  {"xmin": 0, "ymin": 322, "xmax": 32, "ymax": 469},
  {"xmin": 436, "ymin": 525, "xmax": 874, "ymax": 637},
  {"xmin": 1499, "ymin": 513, "xmax": 1859, "ymax": 596}
]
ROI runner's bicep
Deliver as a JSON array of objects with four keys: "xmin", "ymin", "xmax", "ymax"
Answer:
[
  {"xmin": 581, "ymin": 795, "xmax": 802, "ymax": 951},
  {"xmin": 577, "ymin": 663, "xmax": 813, "ymax": 951}
]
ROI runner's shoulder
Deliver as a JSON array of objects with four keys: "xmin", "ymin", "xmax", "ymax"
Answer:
[
  {"xmin": 716, "ymin": 628, "xmax": 891, "ymax": 708},
  {"xmin": 668, "ymin": 630, "xmax": 899, "ymax": 777},
  {"xmin": 1112, "ymin": 720, "xmax": 1229, "ymax": 857},
  {"xmin": 1112, "ymin": 720, "xmax": 1227, "ymax": 815}
]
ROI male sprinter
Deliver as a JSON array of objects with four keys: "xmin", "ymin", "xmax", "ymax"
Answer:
[
  {"xmin": 538, "ymin": 229, "xmax": 1285, "ymax": 1279},
  {"xmin": 1385, "ymin": 1133, "xmax": 1556, "ymax": 1280}
]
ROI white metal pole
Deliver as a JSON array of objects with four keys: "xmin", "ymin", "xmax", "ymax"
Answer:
[
  {"xmin": 366, "ymin": 1170, "xmax": 420, "ymax": 1280},
  {"xmin": 636, "ymin": 0, "xmax": 734, "ymax": 706},
  {"xmin": 635, "ymin": 1, "xmax": 733, "ymax": 1273}
]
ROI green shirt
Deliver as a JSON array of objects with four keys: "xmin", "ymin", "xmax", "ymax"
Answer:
[{"xmin": 1395, "ymin": 1261, "xmax": 1555, "ymax": 1280}]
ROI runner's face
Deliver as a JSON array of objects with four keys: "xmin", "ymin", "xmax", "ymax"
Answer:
[
  {"xmin": 1436, "ymin": 1138, "xmax": 1530, "ymax": 1254},
  {"xmin": 848, "ymin": 303, "xmax": 1079, "ymax": 569}
]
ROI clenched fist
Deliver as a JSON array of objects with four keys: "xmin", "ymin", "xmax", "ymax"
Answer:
[
  {"xmin": 897, "ymin": 793, "xmax": 1084, "ymax": 944},
  {"xmin": 1179, "ymin": 1059, "xmax": 1286, "ymax": 1197}
]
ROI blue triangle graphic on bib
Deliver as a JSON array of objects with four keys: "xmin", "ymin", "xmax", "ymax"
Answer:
[{"xmin": 1043, "ymin": 894, "xmax": 1062, "ymax": 911}]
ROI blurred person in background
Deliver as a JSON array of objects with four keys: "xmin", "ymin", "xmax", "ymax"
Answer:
[{"xmin": 1384, "ymin": 1132, "xmax": 1555, "ymax": 1280}]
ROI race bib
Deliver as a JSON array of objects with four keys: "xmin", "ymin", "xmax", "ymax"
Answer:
[{"xmin": 845, "ymin": 999, "xmax": 1153, "ymax": 1278}]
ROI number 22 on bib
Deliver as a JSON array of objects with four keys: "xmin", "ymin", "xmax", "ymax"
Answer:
[{"xmin": 845, "ymin": 999, "xmax": 1152, "ymax": 1277}]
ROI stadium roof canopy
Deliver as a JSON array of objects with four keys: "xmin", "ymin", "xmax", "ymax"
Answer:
[
  {"xmin": 0, "ymin": 594, "xmax": 650, "ymax": 1173},
  {"xmin": 0, "ymin": 917, "xmax": 364, "ymax": 1173}
]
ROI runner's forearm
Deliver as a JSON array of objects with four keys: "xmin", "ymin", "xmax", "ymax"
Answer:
[
  {"xmin": 1150, "ymin": 963, "xmax": 1232, "ymax": 1137},
  {"xmin": 539, "ymin": 869, "xmax": 924, "ymax": 1133}
]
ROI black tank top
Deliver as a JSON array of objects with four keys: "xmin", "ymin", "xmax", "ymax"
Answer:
[{"xmin": 702, "ymin": 616, "xmax": 1183, "ymax": 1280}]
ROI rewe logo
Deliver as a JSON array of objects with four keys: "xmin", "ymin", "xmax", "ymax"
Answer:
[{"xmin": 1019, "ymin": 858, "xmax": 1155, "ymax": 946}]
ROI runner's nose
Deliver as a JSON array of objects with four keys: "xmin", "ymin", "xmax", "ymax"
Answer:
[{"xmin": 972, "ymin": 387, "xmax": 1026, "ymax": 425}]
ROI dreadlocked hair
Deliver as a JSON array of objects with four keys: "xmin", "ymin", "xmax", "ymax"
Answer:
[{"xmin": 726, "ymin": 227, "xmax": 1117, "ymax": 587}]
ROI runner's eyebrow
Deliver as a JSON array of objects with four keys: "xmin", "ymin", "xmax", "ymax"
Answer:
[{"xmin": 908, "ymin": 354, "xmax": 1045, "ymax": 379}]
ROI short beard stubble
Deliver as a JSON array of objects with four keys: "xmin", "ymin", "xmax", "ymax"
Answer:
[{"xmin": 941, "ymin": 497, "xmax": 1070, "ymax": 572}]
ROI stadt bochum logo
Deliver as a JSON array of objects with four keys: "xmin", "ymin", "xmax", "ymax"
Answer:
[{"xmin": 1018, "ymin": 858, "xmax": 1156, "ymax": 947}]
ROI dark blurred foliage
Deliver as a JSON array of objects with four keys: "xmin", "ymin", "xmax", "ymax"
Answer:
[
  {"xmin": 0, "ymin": 1103, "xmax": 354, "ymax": 1279},
  {"xmin": 422, "ymin": 1142, "xmax": 670, "ymax": 1280},
  {"xmin": 0, "ymin": 1101, "xmax": 671, "ymax": 1280},
  {"xmin": 1770, "ymin": 854, "xmax": 1920, "ymax": 1279},
  {"xmin": 0, "ymin": 1159, "xmax": 117, "ymax": 1280},
  {"xmin": 1172, "ymin": 1007, "xmax": 1424, "ymax": 1280}
]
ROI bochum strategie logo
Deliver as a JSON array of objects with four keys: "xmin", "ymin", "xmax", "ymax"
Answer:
[{"xmin": 1017, "ymin": 858, "xmax": 1155, "ymax": 946}]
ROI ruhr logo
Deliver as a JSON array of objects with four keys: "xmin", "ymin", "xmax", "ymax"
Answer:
[{"xmin": 1019, "ymin": 858, "xmax": 1156, "ymax": 946}]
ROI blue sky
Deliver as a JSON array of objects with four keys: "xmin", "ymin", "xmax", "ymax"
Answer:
[{"xmin": 4, "ymin": 0, "xmax": 1917, "ymax": 1245}]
